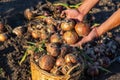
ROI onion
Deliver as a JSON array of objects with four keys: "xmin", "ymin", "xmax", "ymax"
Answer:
[
  {"xmin": 12, "ymin": 26, "xmax": 26, "ymax": 36},
  {"xmin": 44, "ymin": 17, "xmax": 57, "ymax": 25},
  {"xmin": 39, "ymin": 55, "xmax": 55, "ymax": 71},
  {"xmin": 50, "ymin": 33, "xmax": 62, "ymax": 43},
  {"xmin": 31, "ymin": 30, "xmax": 39, "ymax": 39},
  {"xmin": 87, "ymin": 66, "xmax": 99, "ymax": 77},
  {"xmin": 0, "ymin": 33, "xmax": 8, "ymax": 42},
  {"xmin": 46, "ymin": 43, "xmax": 60, "ymax": 57},
  {"xmin": 61, "ymin": 20, "xmax": 75, "ymax": 31},
  {"xmin": 64, "ymin": 53, "xmax": 77, "ymax": 64},
  {"xmin": 75, "ymin": 22, "xmax": 90, "ymax": 37},
  {"xmin": 24, "ymin": 8, "xmax": 33, "ymax": 20},
  {"xmin": 63, "ymin": 31, "xmax": 78, "ymax": 44},
  {"xmin": 40, "ymin": 29, "xmax": 48, "ymax": 40},
  {"xmin": 56, "ymin": 57, "xmax": 65, "ymax": 67}
]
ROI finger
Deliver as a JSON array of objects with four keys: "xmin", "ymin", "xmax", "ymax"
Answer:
[{"xmin": 70, "ymin": 42, "xmax": 83, "ymax": 49}]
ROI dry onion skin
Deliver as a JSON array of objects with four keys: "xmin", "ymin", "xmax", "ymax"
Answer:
[
  {"xmin": 0, "ymin": 33, "xmax": 8, "ymax": 42},
  {"xmin": 24, "ymin": 8, "xmax": 33, "ymax": 20},
  {"xmin": 39, "ymin": 55, "xmax": 55, "ymax": 71},
  {"xmin": 63, "ymin": 31, "xmax": 78, "ymax": 44},
  {"xmin": 50, "ymin": 33, "xmax": 62, "ymax": 43},
  {"xmin": 56, "ymin": 57, "xmax": 65, "ymax": 67},
  {"xmin": 31, "ymin": 31, "xmax": 40, "ymax": 39},
  {"xmin": 61, "ymin": 20, "xmax": 75, "ymax": 31},
  {"xmin": 46, "ymin": 43, "xmax": 60, "ymax": 57},
  {"xmin": 12, "ymin": 26, "xmax": 25, "ymax": 36},
  {"xmin": 75, "ymin": 22, "xmax": 90, "ymax": 37},
  {"xmin": 64, "ymin": 53, "xmax": 78, "ymax": 64}
]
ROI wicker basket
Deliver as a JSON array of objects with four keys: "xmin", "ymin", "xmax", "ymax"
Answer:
[{"xmin": 30, "ymin": 55, "xmax": 84, "ymax": 80}]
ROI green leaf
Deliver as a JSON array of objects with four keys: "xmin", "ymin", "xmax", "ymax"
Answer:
[
  {"xmin": 98, "ymin": 66, "xmax": 112, "ymax": 73},
  {"xmin": 19, "ymin": 51, "xmax": 28, "ymax": 65},
  {"xmin": 53, "ymin": 3, "xmax": 70, "ymax": 9},
  {"xmin": 0, "ymin": 68, "xmax": 3, "ymax": 74}
]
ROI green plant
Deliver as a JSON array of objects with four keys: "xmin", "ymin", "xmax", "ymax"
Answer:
[
  {"xmin": 53, "ymin": 2, "xmax": 82, "ymax": 9},
  {"xmin": 19, "ymin": 41, "xmax": 46, "ymax": 65},
  {"xmin": 0, "ymin": 68, "xmax": 3, "ymax": 74}
]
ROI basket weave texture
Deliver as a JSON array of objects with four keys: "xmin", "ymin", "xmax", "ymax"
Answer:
[{"xmin": 30, "ymin": 55, "xmax": 84, "ymax": 80}]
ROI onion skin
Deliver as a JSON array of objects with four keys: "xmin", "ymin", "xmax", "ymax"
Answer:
[
  {"xmin": 12, "ymin": 26, "xmax": 25, "ymax": 36},
  {"xmin": 64, "ymin": 53, "xmax": 77, "ymax": 64},
  {"xmin": 61, "ymin": 20, "xmax": 75, "ymax": 31},
  {"xmin": 31, "ymin": 31, "xmax": 39, "ymax": 39},
  {"xmin": 63, "ymin": 31, "xmax": 78, "ymax": 44},
  {"xmin": 46, "ymin": 43, "xmax": 60, "ymax": 57},
  {"xmin": 50, "ymin": 33, "xmax": 62, "ymax": 43},
  {"xmin": 40, "ymin": 29, "xmax": 48, "ymax": 40},
  {"xmin": 0, "ymin": 33, "xmax": 8, "ymax": 42},
  {"xmin": 39, "ymin": 55, "xmax": 55, "ymax": 71},
  {"xmin": 44, "ymin": 17, "xmax": 56, "ymax": 25},
  {"xmin": 75, "ymin": 22, "xmax": 90, "ymax": 37},
  {"xmin": 24, "ymin": 9, "xmax": 33, "ymax": 20},
  {"xmin": 56, "ymin": 57, "xmax": 65, "ymax": 67}
]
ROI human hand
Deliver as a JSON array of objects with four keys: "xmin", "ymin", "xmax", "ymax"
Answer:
[
  {"xmin": 61, "ymin": 9, "xmax": 84, "ymax": 21},
  {"xmin": 71, "ymin": 27, "xmax": 99, "ymax": 48}
]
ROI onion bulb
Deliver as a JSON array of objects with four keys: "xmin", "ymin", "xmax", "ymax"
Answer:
[
  {"xmin": 12, "ymin": 26, "xmax": 26, "ymax": 36},
  {"xmin": 75, "ymin": 22, "xmax": 90, "ymax": 37},
  {"xmin": 50, "ymin": 33, "xmax": 62, "ymax": 43},
  {"xmin": 56, "ymin": 57, "xmax": 65, "ymax": 67},
  {"xmin": 63, "ymin": 31, "xmax": 78, "ymax": 44},
  {"xmin": 46, "ymin": 43, "xmax": 60, "ymax": 57},
  {"xmin": 39, "ymin": 55, "xmax": 55, "ymax": 71},
  {"xmin": 31, "ymin": 30, "xmax": 39, "ymax": 39},
  {"xmin": 61, "ymin": 20, "xmax": 75, "ymax": 31},
  {"xmin": 64, "ymin": 53, "xmax": 77, "ymax": 64},
  {"xmin": 0, "ymin": 33, "xmax": 8, "ymax": 42},
  {"xmin": 24, "ymin": 8, "xmax": 33, "ymax": 20},
  {"xmin": 40, "ymin": 29, "xmax": 48, "ymax": 40},
  {"xmin": 44, "ymin": 17, "xmax": 56, "ymax": 25}
]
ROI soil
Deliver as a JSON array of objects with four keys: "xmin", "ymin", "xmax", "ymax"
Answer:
[{"xmin": 0, "ymin": 0, "xmax": 120, "ymax": 80}]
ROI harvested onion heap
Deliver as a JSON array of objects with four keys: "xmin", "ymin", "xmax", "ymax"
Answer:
[
  {"xmin": 26, "ymin": 12, "xmax": 90, "ymax": 45},
  {"xmin": 24, "ymin": 2, "xmax": 115, "ymax": 77},
  {"xmin": 33, "ymin": 42, "xmax": 83, "ymax": 75}
]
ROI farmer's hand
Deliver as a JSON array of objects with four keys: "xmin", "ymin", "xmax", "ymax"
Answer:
[
  {"xmin": 71, "ymin": 27, "xmax": 99, "ymax": 48},
  {"xmin": 61, "ymin": 9, "xmax": 84, "ymax": 21}
]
